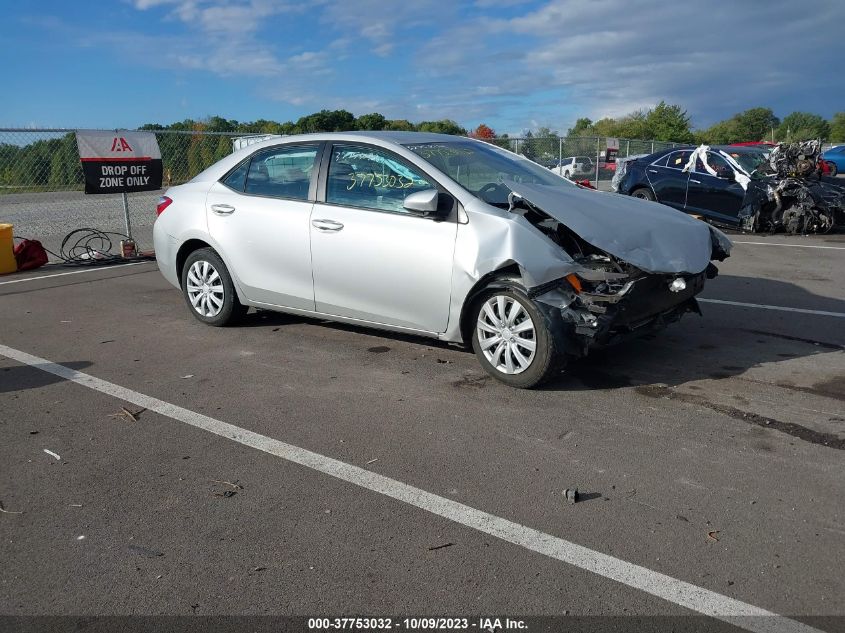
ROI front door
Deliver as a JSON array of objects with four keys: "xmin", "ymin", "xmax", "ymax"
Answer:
[
  {"xmin": 685, "ymin": 151, "xmax": 746, "ymax": 224},
  {"xmin": 310, "ymin": 144, "xmax": 458, "ymax": 333}
]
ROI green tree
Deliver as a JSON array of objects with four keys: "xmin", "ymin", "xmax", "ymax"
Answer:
[
  {"xmin": 520, "ymin": 130, "xmax": 537, "ymax": 160},
  {"xmin": 385, "ymin": 119, "xmax": 415, "ymax": 131},
  {"xmin": 295, "ymin": 109, "xmax": 356, "ymax": 133},
  {"xmin": 828, "ymin": 112, "xmax": 845, "ymax": 142},
  {"xmin": 732, "ymin": 107, "xmax": 779, "ymax": 142},
  {"xmin": 777, "ymin": 112, "xmax": 830, "ymax": 141},
  {"xmin": 355, "ymin": 113, "xmax": 387, "ymax": 130},
  {"xmin": 416, "ymin": 119, "xmax": 466, "ymax": 135},
  {"xmin": 566, "ymin": 117, "xmax": 594, "ymax": 136},
  {"xmin": 645, "ymin": 101, "xmax": 693, "ymax": 143}
]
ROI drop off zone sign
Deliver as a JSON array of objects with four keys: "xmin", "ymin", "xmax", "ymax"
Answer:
[{"xmin": 76, "ymin": 131, "xmax": 163, "ymax": 194}]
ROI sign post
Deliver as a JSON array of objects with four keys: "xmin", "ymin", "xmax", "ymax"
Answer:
[{"xmin": 75, "ymin": 130, "xmax": 163, "ymax": 240}]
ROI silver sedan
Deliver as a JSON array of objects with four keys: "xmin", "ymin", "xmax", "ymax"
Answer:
[{"xmin": 154, "ymin": 131, "xmax": 731, "ymax": 388}]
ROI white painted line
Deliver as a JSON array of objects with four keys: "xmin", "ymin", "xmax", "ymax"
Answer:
[
  {"xmin": 0, "ymin": 342, "xmax": 822, "ymax": 633},
  {"xmin": 0, "ymin": 261, "xmax": 151, "ymax": 285},
  {"xmin": 700, "ymin": 298, "xmax": 845, "ymax": 319},
  {"xmin": 733, "ymin": 241, "xmax": 845, "ymax": 251}
]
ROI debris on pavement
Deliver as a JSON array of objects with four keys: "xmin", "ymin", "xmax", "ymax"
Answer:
[
  {"xmin": 564, "ymin": 488, "xmax": 579, "ymax": 504},
  {"xmin": 110, "ymin": 406, "xmax": 144, "ymax": 422},
  {"xmin": 214, "ymin": 490, "xmax": 237, "ymax": 498},
  {"xmin": 428, "ymin": 542, "xmax": 454, "ymax": 551},
  {"xmin": 707, "ymin": 530, "xmax": 721, "ymax": 542},
  {"xmin": 366, "ymin": 458, "xmax": 379, "ymax": 465},
  {"xmin": 210, "ymin": 479, "xmax": 243, "ymax": 490},
  {"xmin": 181, "ymin": 374, "xmax": 194, "ymax": 379},
  {"xmin": 43, "ymin": 449, "xmax": 61, "ymax": 460},
  {"xmin": 0, "ymin": 500, "xmax": 24, "ymax": 514}
]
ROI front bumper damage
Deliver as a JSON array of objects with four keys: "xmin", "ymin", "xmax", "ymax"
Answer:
[
  {"xmin": 735, "ymin": 140, "xmax": 845, "ymax": 234},
  {"xmin": 532, "ymin": 270, "xmax": 707, "ymax": 357},
  {"xmin": 480, "ymin": 181, "xmax": 730, "ymax": 357}
]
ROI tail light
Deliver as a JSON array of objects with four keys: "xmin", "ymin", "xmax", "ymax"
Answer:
[{"xmin": 156, "ymin": 196, "xmax": 173, "ymax": 217}]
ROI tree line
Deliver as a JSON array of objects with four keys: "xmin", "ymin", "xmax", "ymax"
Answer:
[
  {"xmin": 1, "ymin": 106, "xmax": 843, "ymax": 191},
  {"xmin": 548, "ymin": 103, "xmax": 845, "ymax": 145}
]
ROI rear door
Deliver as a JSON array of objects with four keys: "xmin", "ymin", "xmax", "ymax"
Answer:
[
  {"xmin": 309, "ymin": 143, "xmax": 458, "ymax": 333},
  {"xmin": 685, "ymin": 151, "xmax": 746, "ymax": 224},
  {"xmin": 205, "ymin": 143, "xmax": 321, "ymax": 309},
  {"xmin": 644, "ymin": 150, "xmax": 691, "ymax": 209}
]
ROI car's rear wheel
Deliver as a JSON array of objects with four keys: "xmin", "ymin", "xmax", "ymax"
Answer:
[
  {"xmin": 471, "ymin": 288, "xmax": 562, "ymax": 388},
  {"xmin": 631, "ymin": 187, "xmax": 656, "ymax": 201},
  {"xmin": 181, "ymin": 248, "xmax": 247, "ymax": 326}
]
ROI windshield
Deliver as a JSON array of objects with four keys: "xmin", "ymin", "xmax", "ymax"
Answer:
[
  {"xmin": 405, "ymin": 140, "xmax": 571, "ymax": 206},
  {"xmin": 724, "ymin": 150, "xmax": 770, "ymax": 177}
]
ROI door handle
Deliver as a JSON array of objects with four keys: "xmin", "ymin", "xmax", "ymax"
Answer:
[
  {"xmin": 689, "ymin": 179, "xmax": 701, "ymax": 184},
  {"xmin": 211, "ymin": 204, "xmax": 235, "ymax": 215},
  {"xmin": 648, "ymin": 169, "xmax": 658, "ymax": 174},
  {"xmin": 312, "ymin": 219, "xmax": 344, "ymax": 232}
]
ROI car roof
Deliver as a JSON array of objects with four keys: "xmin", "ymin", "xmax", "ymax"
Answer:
[
  {"xmin": 711, "ymin": 145, "xmax": 767, "ymax": 153},
  {"xmin": 263, "ymin": 130, "xmax": 467, "ymax": 145}
]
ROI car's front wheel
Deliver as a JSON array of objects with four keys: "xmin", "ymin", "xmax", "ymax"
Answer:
[
  {"xmin": 181, "ymin": 248, "xmax": 247, "ymax": 326},
  {"xmin": 828, "ymin": 162, "xmax": 838, "ymax": 177},
  {"xmin": 471, "ymin": 288, "xmax": 562, "ymax": 388}
]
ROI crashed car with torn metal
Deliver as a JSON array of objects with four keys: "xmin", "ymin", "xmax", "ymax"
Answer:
[
  {"xmin": 615, "ymin": 141, "xmax": 845, "ymax": 234},
  {"xmin": 154, "ymin": 132, "xmax": 731, "ymax": 388}
]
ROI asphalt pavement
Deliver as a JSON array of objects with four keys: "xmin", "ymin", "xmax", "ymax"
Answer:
[{"xmin": 0, "ymin": 232, "xmax": 843, "ymax": 633}]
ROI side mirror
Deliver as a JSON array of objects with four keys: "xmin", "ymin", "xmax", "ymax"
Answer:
[
  {"xmin": 403, "ymin": 189, "xmax": 452, "ymax": 218},
  {"xmin": 716, "ymin": 170, "xmax": 734, "ymax": 180}
]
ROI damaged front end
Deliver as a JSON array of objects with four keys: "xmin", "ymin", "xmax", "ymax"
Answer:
[
  {"xmin": 739, "ymin": 140, "xmax": 843, "ymax": 234},
  {"xmin": 507, "ymin": 186, "xmax": 728, "ymax": 357}
]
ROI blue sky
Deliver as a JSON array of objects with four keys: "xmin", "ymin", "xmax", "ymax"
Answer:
[{"xmin": 2, "ymin": 0, "xmax": 843, "ymax": 134}]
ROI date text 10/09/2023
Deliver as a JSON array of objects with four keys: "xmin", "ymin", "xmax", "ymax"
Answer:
[{"xmin": 307, "ymin": 617, "xmax": 528, "ymax": 631}]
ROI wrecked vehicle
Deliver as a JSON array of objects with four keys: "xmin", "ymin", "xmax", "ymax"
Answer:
[
  {"xmin": 154, "ymin": 132, "xmax": 730, "ymax": 388},
  {"xmin": 616, "ymin": 142, "xmax": 845, "ymax": 234}
]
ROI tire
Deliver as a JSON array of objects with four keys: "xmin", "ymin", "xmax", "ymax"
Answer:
[
  {"xmin": 471, "ymin": 287, "xmax": 562, "ymax": 389},
  {"xmin": 631, "ymin": 187, "xmax": 656, "ymax": 201},
  {"xmin": 828, "ymin": 162, "xmax": 838, "ymax": 177},
  {"xmin": 181, "ymin": 247, "xmax": 247, "ymax": 327}
]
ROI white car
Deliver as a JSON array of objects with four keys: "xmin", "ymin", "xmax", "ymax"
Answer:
[
  {"xmin": 552, "ymin": 156, "xmax": 594, "ymax": 179},
  {"xmin": 153, "ymin": 131, "xmax": 730, "ymax": 388}
]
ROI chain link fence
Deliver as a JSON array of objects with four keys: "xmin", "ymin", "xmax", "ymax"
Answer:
[
  {"xmin": 0, "ymin": 128, "xmax": 246, "ymax": 258},
  {"xmin": 0, "ymin": 128, "xmax": 691, "ymax": 261}
]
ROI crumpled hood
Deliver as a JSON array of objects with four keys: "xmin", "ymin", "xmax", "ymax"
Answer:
[{"xmin": 509, "ymin": 181, "xmax": 728, "ymax": 275}]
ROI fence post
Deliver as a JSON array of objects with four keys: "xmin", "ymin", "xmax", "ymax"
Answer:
[
  {"xmin": 558, "ymin": 137, "xmax": 562, "ymax": 168},
  {"xmin": 626, "ymin": 139, "xmax": 630, "ymax": 158},
  {"xmin": 595, "ymin": 137, "xmax": 601, "ymax": 185},
  {"xmin": 121, "ymin": 192, "xmax": 132, "ymax": 238},
  {"xmin": 651, "ymin": 141, "xmax": 655, "ymax": 153},
  {"xmin": 515, "ymin": 138, "xmax": 520, "ymax": 154}
]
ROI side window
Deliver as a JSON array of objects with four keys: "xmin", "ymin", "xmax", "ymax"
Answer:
[
  {"xmin": 222, "ymin": 159, "xmax": 249, "ymax": 191},
  {"xmin": 326, "ymin": 146, "xmax": 433, "ymax": 213},
  {"xmin": 661, "ymin": 151, "xmax": 690, "ymax": 169},
  {"xmin": 244, "ymin": 146, "xmax": 318, "ymax": 200},
  {"xmin": 696, "ymin": 153, "xmax": 730, "ymax": 176}
]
